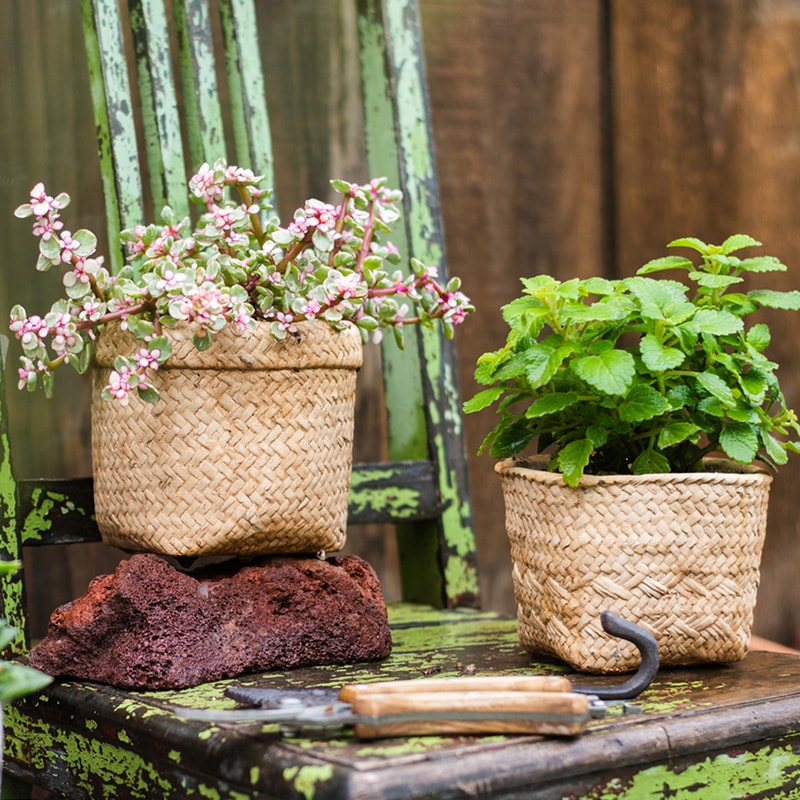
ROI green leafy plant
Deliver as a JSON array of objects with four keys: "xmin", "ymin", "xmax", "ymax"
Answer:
[{"xmin": 465, "ymin": 235, "xmax": 800, "ymax": 486}]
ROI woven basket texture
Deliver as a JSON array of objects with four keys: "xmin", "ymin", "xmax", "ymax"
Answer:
[
  {"xmin": 92, "ymin": 321, "xmax": 363, "ymax": 556},
  {"xmin": 496, "ymin": 456, "xmax": 772, "ymax": 673}
]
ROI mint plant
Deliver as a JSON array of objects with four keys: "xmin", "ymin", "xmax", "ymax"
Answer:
[
  {"xmin": 465, "ymin": 235, "xmax": 800, "ymax": 486},
  {"xmin": 10, "ymin": 158, "xmax": 473, "ymax": 405}
]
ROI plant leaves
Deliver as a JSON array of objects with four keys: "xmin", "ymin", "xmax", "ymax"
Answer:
[
  {"xmin": 639, "ymin": 334, "xmax": 685, "ymax": 371},
  {"xmin": 0, "ymin": 661, "xmax": 53, "ymax": 704},
  {"xmin": 686, "ymin": 308, "xmax": 742, "ymax": 335},
  {"xmin": 719, "ymin": 423, "xmax": 759, "ymax": 463},
  {"xmin": 720, "ymin": 234, "xmax": 761, "ymax": 254},
  {"xmin": 618, "ymin": 384, "xmax": 670, "ymax": 423},
  {"xmin": 463, "ymin": 387, "xmax": 504, "ymax": 414},
  {"xmin": 557, "ymin": 438, "xmax": 594, "ymax": 487},
  {"xmin": 636, "ymin": 255, "xmax": 694, "ymax": 275},
  {"xmin": 695, "ymin": 371, "xmax": 737, "ymax": 406},
  {"xmin": 525, "ymin": 391, "xmax": 580, "ymax": 418},
  {"xmin": 490, "ymin": 418, "xmax": 535, "ymax": 458},
  {"xmin": 668, "ymin": 237, "xmax": 709, "ymax": 253},
  {"xmin": 749, "ymin": 289, "xmax": 800, "ymax": 310},
  {"xmin": 746, "ymin": 323, "xmax": 771, "ymax": 352},
  {"xmin": 572, "ymin": 350, "xmax": 635, "ymax": 395},
  {"xmin": 631, "ymin": 449, "xmax": 671, "ymax": 474},
  {"xmin": 657, "ymin": 421, "xmax": 702, "ymax": 449}
]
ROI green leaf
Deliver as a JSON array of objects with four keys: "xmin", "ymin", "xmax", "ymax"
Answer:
[
  {"xmin": 761, "ymin": 432, "xmax": 789, "ymax": 466},
  {"xmin": 572, "ymin": 350, "xmax": 635, "ymax": 395},
  {"xmin": 738, "ymin": 371, "xmax": 767, "ymax": 403},
  {"xmin": 523, "ymin": 345, "xmax": 573, "ymax": 390},
  {"xmin": 636, "ymin": 256, "xmax": 694, "ymax": 275},
  {"xmin": 72, "ymin": 228, "xmax": 98, "ymax": 257},
  {"xmin": 192, "ymin": 331, "xmax": 212, "ymax": 351},
  {"xmin": 720, "ymin": 234, "xmax": 761, "ymax": 254},
  {"xmin": 137, "ymin": 386, "xmax": 160, "ymax": 403},
  {"xmin": 746, "ymin": 323, "xmax": 771, "ymax": 351},
  {"xmin": 737, "ymin": 256, "xmax": 786, "ymax": 273},
  {"xmin": 618, "ymin": 384, "xmax": 670, "ymax": 423},
  {"xmin": 657, "ymin": 421, "xmax": 702, "ymax": 449},
  {"xmin": 686, "ymin": 309, "xmax": 742, "ymax": 336},
  {"xmin": 639, "ymin": 334, "xmax": 685, "ymax": 371},
  {"xmin": 557, "ymin": 438, "xmax": 594, "ymax": 487},
  {"xmin": 687, "ymin": 272, "xmax": 743, "ymax": 290},
  {"xmin": 668, "ymin": 237, "xmax": 710, "ymax": 254},
  {"xmin": 631, "ymin": 449, "xmax": 671, "ymax": 474},
  {"xmin": 749, "ymin": 289, "xmax": 800, "ymax": 311},
  {"xmin": 490, "ymin": 419, "xmax": 535, "ymax": 457},
  {"xmin": 463, "ymin": 387, "xmax": 504, "ymax": 414},
  {"xmin": 0, "ymin": 660, "xmax": 53, "ymax": 704},
  {"xmin": 695, "ymin": 371, "xmax": 737, "ymax": 406},
  {"xmin": 525, "ymin": 392, "xmax": 580, "ymax": 418},
  {"xmin": 719, "ymin": 423, "xmax": 759, "ymax": 463}
]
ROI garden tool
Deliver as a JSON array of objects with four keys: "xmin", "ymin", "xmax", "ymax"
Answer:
[{"xmin": 174, "ymin": 611, "xmax": 658, "ymax": 738}]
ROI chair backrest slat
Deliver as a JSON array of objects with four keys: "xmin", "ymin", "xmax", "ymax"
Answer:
[
  {"xmin": 173, "ymin": 0, "xmax": 227, "ymax": 171},
  {"xmin": 357, "ymin": 0, "xmax": 479, "ymax": 606},
  {"xmin": 81, "ymin": 0, "xmax": 145, "ymax": 272},
  {"xmin": 130, "ymin": 0, "xmax": 190, "ymax": 219},
  {"xmin": 219, "ymin": 0, "xmax": 274, "ymax": 184}
]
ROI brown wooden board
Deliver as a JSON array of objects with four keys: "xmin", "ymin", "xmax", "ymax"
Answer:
[{"xmin": 6, "ymin": 607, "xmax": 800, "ymax": 798}]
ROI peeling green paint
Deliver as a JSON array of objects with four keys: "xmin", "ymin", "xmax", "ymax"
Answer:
[
  {"xmin": 282, "ymin": 765, "xmax": 334, "ymax": 800},
  {"xmin": 586, "ymin": 744, "xmax": 800, "ymax": 799}
]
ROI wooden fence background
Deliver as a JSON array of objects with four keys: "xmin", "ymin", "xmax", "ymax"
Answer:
[{"xmin": 3, "ymin": 0, "xmax": 800, "ymax": 646}]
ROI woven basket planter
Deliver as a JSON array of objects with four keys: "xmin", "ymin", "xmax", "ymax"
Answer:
[
  {"xmin": 92, "ymin": 320, "xmax": 363, "ymax": 557},
  {"xmin": 496, "ymin": 456, "xmax": 773, "ymax": 673}
]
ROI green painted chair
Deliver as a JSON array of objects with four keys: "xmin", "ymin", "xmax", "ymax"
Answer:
[{"xmin": 4, "ymin": 1, "xmax": 800, "ymax": 798}]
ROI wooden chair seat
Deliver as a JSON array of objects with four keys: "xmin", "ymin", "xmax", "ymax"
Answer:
[{"xmin": 6, "ymin": 607, "xmax": 800, "ymax": 798}]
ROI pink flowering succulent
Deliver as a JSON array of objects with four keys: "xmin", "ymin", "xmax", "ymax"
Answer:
[{"xmin": 11, "ymin": 159, "xmax": 473, "ymax": 404}]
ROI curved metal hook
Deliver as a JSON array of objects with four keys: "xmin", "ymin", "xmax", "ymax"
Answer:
[{"xmin": 572, "ymin": 611, "xmax": 659, "ymax": 700}]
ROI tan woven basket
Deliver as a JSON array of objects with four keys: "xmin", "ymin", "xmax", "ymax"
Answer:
[
  {"xmin": 92, "ymin": 320, "xmax": 363, "ymax": 556},
  {"xmin": 496, "ymin": 456, "xmax": 773, "ymax": 673}
]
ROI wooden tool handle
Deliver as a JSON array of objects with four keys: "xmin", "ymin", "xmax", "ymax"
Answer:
[
  {"xmin": 349, "ymin": 690, "xmax": 590, "ymax": 738},
  {"xmin": 338, "ymin": 674, "xmax": 571, "ymax": 704}
]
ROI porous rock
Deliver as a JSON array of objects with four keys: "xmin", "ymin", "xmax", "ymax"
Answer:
[{"xmin": 30, "ymin": 553, "xmax": 392, "ymax": 689}]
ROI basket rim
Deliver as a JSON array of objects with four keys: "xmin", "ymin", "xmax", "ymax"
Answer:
[
  {"xmin": 495, "ymin": 455, "xmax": 773, "ymax": 486},
  {"xmin": 94, "ymin": 318, "xmax": 363, "ymax": 370}
]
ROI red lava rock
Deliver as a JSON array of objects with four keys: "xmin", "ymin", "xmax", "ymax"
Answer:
[{"xmin": 30, "ymin": 553, "xmax": 392, "ymax": 689}]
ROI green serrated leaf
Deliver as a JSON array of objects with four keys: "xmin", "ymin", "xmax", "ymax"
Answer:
[
  {"xmin": 463, "ymin": 387, "xmax": 504, "ymax": 414},
  {"xmin": 695, "ymin": 371, "xmax": 737, "ymax": 406},
  {"xmin": 632, "ymin": 449, "xmax": 671, "ymax": 474},
  {"xmin": 686, "ymin": 308, "xmax": 742, "ymax": 336},
  {"xmin": 719, "ymin": 423, "xmax": 759, "ymax": 463},
  {"xmin": 557, "ymin": 438, "xmax": 594, "ymax": 486},
  {"xmin": 636, "ymin": 255, "xmax": 695, "ymax": 275},
  {"xmin": 668, "ymin": 237, "xmax": 709, "ymax": 253},
  {"xmin": 639, "ymin": 334, "xmax": 685, "ymax": 372},
  {"xmin": 619, "ymin": 384, "xmax": 670, "ymax": 423},
  {"xmin": 737, "ymin": 256, "xmax": 786, "ymax": 273},
  {"xmin": 688, "ymin": 272, "xmax": 743, "ymax": 290},
  {"xmin": 657, "ymin": 421, "xmax": 702, "ymax": 449},
  {"xmin": 720, "ymin": 234, "xmax": 761, "ymax": 254},
  {"xmin": 761, "ymin": 431, "xmax": 789, "ymax": 466},
  {"xmin": 525, "ymin": 392, "xmax": 580, "ymax": 418},
  {"xmin": 746, "ymin": 323, "xmax": 771, "ymax": 352},
  {"xmin": 0, "ymin": 661, "xmax": 53, "ymax": 704},
  {"xmin": 749, "ymin": 289, "xmax": 800, "ymax": 310},
  {"xmin": 490, "ymin": 418, "xmax": 535, "ymax": 458},
  {"xmin": 572, "ymin": 350, "xmax": 635, "ymax": 395}
]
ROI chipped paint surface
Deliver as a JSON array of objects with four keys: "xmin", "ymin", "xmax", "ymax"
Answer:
[
  {"xmin": 583, "ymin": 743, "xmax": 800, "ymax": 799},
  {"xmin": 282, "ymin": 765, "xmax": 334, "ymax": 800}
]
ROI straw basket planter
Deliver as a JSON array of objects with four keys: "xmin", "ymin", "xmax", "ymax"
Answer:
[
  {"xmin": 496, "ymin": 456, "xmax": 773, "ymax": 673},
  {"xmin": 92, "ymin": 320, "xmax": 363, "ymax": 557}
]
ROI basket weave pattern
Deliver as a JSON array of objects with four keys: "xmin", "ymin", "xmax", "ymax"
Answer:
[
  {"xmin": 92, "ymin": 321, "xmax": 363, "ymax": 557},
  {"xmin": 496, "ymin": 457, "xmax": 772, "ymax": 673}
]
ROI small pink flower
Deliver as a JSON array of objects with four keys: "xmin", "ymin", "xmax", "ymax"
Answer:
[{"xmin": 106, "ymin": 368, "xmax": 133, "ymax": 405}]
